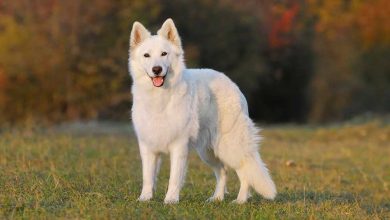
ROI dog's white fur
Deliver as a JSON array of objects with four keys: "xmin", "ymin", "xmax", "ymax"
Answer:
[{"xmin": 129, "ymin": 18, "xmax": 276, "ymax": 204}]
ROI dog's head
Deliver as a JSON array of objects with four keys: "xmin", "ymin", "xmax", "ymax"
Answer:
[{"xmin": 129, "ymin": 19, "xmax": 185, "ymax": 89}]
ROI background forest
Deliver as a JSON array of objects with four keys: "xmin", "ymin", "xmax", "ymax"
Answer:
[{"xmin": 0, "ymin": 0, "xmax": 389, "ymax": 124}]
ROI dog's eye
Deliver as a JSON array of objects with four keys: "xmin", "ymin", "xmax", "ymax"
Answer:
[
  {"xmin": 144, "ymin": 53, "xmax": 150, "ymax": 58},
  {"xmin": 161, "ymin": 52, "xmax": 167, "ymax": 56}
]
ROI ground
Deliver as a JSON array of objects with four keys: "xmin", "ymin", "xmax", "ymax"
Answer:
[{"xmin": 0, "ymin": 120, "xmax": 389, "ymax": 219}]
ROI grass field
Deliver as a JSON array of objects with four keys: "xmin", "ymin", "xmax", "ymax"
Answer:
[{"xmin": 1, "ymin": 121, "xmax": 389, "ymax": 219}]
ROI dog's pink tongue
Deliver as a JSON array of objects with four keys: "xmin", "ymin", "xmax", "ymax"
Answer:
[{"xmin": 152, "ymin": 76, "xmax": 164, "ymax": 87}]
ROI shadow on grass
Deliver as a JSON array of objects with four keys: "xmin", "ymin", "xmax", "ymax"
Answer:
[{"xmin": 165, "ymin": 190, "xmax": 358, "ymax": 206}]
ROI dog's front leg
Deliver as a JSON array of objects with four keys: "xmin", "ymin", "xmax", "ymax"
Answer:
[
  {"xmin": 164, "ymin": 139, "xmax": 189, "ymax": 204},
  {"xmin": 138, "ymin": 142, "xmax": 158, "ymax": 202}
]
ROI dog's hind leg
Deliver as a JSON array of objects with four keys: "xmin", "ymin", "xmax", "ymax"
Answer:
[
  {"xmin": 232, "ymin": 167, "xmax": 250, "ymax": 204},
  {"xmin": 208, "ymin": 165, "xmax": 227, "ymax": 202},
  {"xmin": 197, "ymin": 147, "xmax": 227, "ymax": 202}
]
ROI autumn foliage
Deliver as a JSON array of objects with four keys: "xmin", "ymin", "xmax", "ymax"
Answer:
[{"xmin": 0, "ymin": 0, "xmax": 388, "ymax": 124}]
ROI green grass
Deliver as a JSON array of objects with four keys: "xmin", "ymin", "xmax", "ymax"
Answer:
[{"xmin": 0, "ymin": 121, "xmax": 389, "ymax": 219}]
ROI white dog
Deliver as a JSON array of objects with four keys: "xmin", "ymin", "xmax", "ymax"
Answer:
[{"xmin": 129, "ymin": 18, "xmax": 276, "ymax": 204}]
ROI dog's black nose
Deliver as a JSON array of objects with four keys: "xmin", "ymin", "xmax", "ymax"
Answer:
[{"xmin": 152, "ymin": 66, "xmax": 162, "ymax": 75}]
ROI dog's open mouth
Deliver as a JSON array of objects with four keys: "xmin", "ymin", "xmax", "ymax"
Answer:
[{"xmin": 151, "ymin": 76, "xmax": 165, "ymax": 87}]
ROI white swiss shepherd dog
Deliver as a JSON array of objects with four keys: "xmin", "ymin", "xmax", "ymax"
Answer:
[{"xmin": 129, "ymin": 18, "xmax": 276, "ymax": 204}]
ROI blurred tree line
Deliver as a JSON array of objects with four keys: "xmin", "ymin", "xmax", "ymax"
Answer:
[{"xmin": 0, "ymin": 0, "xmax": 388, "ymax": 124}]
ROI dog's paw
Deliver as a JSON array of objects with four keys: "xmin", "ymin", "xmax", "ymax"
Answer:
[
  {"xmin": 164, "ymin": 197, "xmax": 179, "ymax": 204},
  {"xmin": 137, "ymin": 193, "xmax": 152, "ymax": 202},
  {"xmin": 231, "ymin": 199, "xmax": 247, "ymax": 204},
  {"xmin": 206, "ymin": 195, "xmax": 224, "ymax": 202}
]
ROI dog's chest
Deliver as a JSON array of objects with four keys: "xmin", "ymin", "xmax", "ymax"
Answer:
[{"xmin": 132, "ymin": 95, "xmax": 194, "ymax": 150}]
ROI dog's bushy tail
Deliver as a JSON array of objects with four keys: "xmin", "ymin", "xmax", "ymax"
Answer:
[
  {"xmin": 242, "ymin": 153, "xmax": 277, "ymax": 199},
  {"xmin": 242, "ymin": 124, "xmax": 277, "ymax": 200}
]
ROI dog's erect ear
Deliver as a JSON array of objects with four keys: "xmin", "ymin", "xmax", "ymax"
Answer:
[
  {"xmin": 130, "ymin": 21, "xmax": 151, "ymax": 50},
  {"xmin": 157, "ymin": 18, "xmax": 182, "ymax": 48}
]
